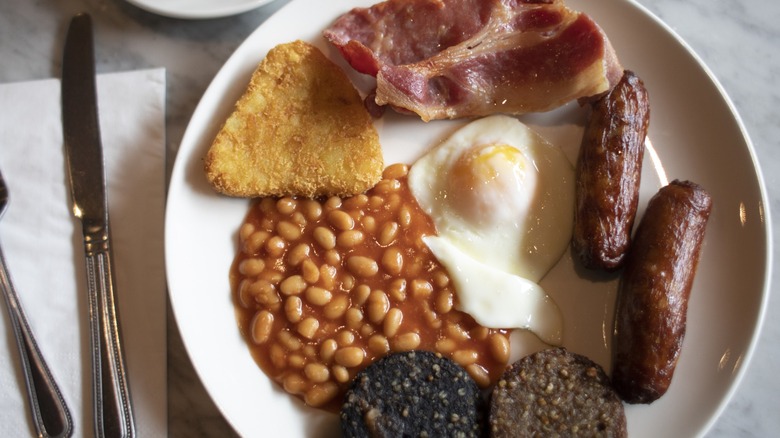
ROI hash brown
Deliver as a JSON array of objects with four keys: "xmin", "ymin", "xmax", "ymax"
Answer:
[{"xmin": 204, "ymin": 40, "xmax": 383, "ymax": 198}]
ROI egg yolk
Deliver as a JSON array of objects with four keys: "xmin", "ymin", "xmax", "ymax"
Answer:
[{"xmin": 447, "ymin": 144, "xmax": 537, "ymax": 227}]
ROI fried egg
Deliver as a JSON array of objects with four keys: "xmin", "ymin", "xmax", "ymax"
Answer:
[
  {"xmin": 408, "ymin": 115, "xmax": 574, "ymax": 343},
  {"xmin": 423, "ymin": 236, "xmax": 563, "ymax": 345}
]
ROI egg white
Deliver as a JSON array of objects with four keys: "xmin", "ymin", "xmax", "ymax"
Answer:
[
  {"xmin": 406, "ymin": 115, "xmax": 573, "ymax": 343},
  {"xmin": 424, "ymin": 236, "xmax": 563, "ymax": 345},
  {"xmin": 408, "ymin": 115, "xmax": 575, "ymax": 282}
]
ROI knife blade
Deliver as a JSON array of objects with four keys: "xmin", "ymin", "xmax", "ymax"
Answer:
[{"xmin": 61, "ymin": 13, "xmax": 136, "ymax": 438}]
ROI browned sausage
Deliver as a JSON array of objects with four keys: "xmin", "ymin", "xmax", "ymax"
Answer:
[
  {"xmin": 573, "ymin": 70, "xmax": 650, "ymax": 271},
  {"xmin": 611, "ymin": 180, "xmax": 712, "ymax": 404}
]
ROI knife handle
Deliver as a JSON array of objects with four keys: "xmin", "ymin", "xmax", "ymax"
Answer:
[
  {"xmin": 84, "ymin": 245, "xmax": 136, "ymax": 438},
  {"xmin": 0, "ymin": 246, "xmax": 74, "ymax": 438}
]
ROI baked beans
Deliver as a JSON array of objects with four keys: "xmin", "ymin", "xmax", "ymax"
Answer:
[
  {"xmin": 284, "ymin": 296, "xmax": 303, "ymax": 323},
  {"xmin": 304, "ymin": 363, "xmax": 330, "ymax": 383},
  {"xmin": 231, "ymin": 166, "xmax": 510, "ymax": 412},
  {"xmin": 304, "ymin": 286, "xmax": 332, "ymax": 306},
  {"xmin": 301, "ymin": 260, "xmax": 320, "ymax": 284}
]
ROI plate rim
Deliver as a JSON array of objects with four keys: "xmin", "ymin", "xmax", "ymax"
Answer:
[
  {"xmin": 631, "ymin": 0, "xmax": 774, "ymax": 431},
  {"xmin": 125, "ymin": 0, "xmax": 277, "ymax": 19}
]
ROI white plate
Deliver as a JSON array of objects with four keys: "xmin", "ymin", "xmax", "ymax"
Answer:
[
  {"xmin": 125, "ymin": 0, "xmax": 276, "ymax": 19},
  {"xmin": 165, "ymin": 0, "xmax": 772, "ymax": 436}
]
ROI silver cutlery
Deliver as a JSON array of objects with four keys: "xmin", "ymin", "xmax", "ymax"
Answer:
[
  {"xmin": 0, "ymin": 167, "xmax": 73, "ymax": 438},
  {"xmin": 61, "ymin": 13, "xmax": 136, "ymax": 438}
]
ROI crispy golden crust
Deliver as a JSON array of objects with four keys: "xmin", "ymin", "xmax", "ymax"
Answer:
[{"xmin": 204, "ymin": 40, "xmax": 383, "ymax": 198}]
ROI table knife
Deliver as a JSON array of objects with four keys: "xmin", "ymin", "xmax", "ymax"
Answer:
[{"xmin": 61, "ymin": 13, "xmax": 136, "ymax": 438}]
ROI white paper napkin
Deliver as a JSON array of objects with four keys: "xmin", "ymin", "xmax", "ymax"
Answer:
[{"xmin": 0, "ymin": 68, "xmax": 167, "ymax": 437}]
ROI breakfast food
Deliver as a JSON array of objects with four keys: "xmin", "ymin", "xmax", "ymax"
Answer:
[
  {"xmin": 408, "ymin": 115, "xmax": 571, "ymax": 344},
  {"xmin": 204, "ymin": 40, "xmax": 383, "ymax": 198},
  {"xmin": 341, "ymin": 351, "xmax": 483, "ymax": 437},
  {"xmin": 573, "ymin": 70, "xmax": 650, "ymax": 271},
  {"xmin": 232, "ymin": 164, "xmax": 511, "ymax": 409},
  {"xmin": 324, "ymin": 0, "xmax": 622, "ymax": 121},
  {"xmin": 214, "ymin": 1, "xmax": 714, "ymax": 431},
  {"xmin": 612, "ymin": 180, "xmax": 712, "ymax": 404},
  {"xmin": 489, "ymin": 348, "xmax": 627, "ymax": 437}
]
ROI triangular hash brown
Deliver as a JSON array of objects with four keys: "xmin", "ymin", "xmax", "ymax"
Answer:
[{"xmin": 205, "ymin": 40, "xmax": 383, "ymax": 198}]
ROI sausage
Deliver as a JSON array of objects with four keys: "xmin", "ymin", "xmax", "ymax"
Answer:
[
  {"xmin": 572, "ymin": 70, "xmax": 650, "ymax": 271},
  {"xmin": 611, "ymin": 180, "xmax": 712, "ymax": 404}
]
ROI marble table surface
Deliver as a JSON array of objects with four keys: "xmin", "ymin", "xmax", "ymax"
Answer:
[{"xmin": 1, "ymin": 0, "xmax": 778, "ymax": 436}]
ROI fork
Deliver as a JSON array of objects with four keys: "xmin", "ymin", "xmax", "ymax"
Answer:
[{"xmin": 0, "ymin": 166, "xmax": 73, "ymax": 438}]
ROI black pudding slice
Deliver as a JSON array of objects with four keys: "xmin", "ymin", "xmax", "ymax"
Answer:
[
  {"xmin": 489, "ymin": 348, "xmax": 627, "ymax": 438},
  {"xmin": 341, "ymin": 350, "xmax": 483, "ymax": 438}
]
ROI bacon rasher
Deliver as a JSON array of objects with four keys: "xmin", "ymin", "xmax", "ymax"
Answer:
[{"xmin": 324, "ymin": 0, "xmax": 622, "ymax": 121}]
